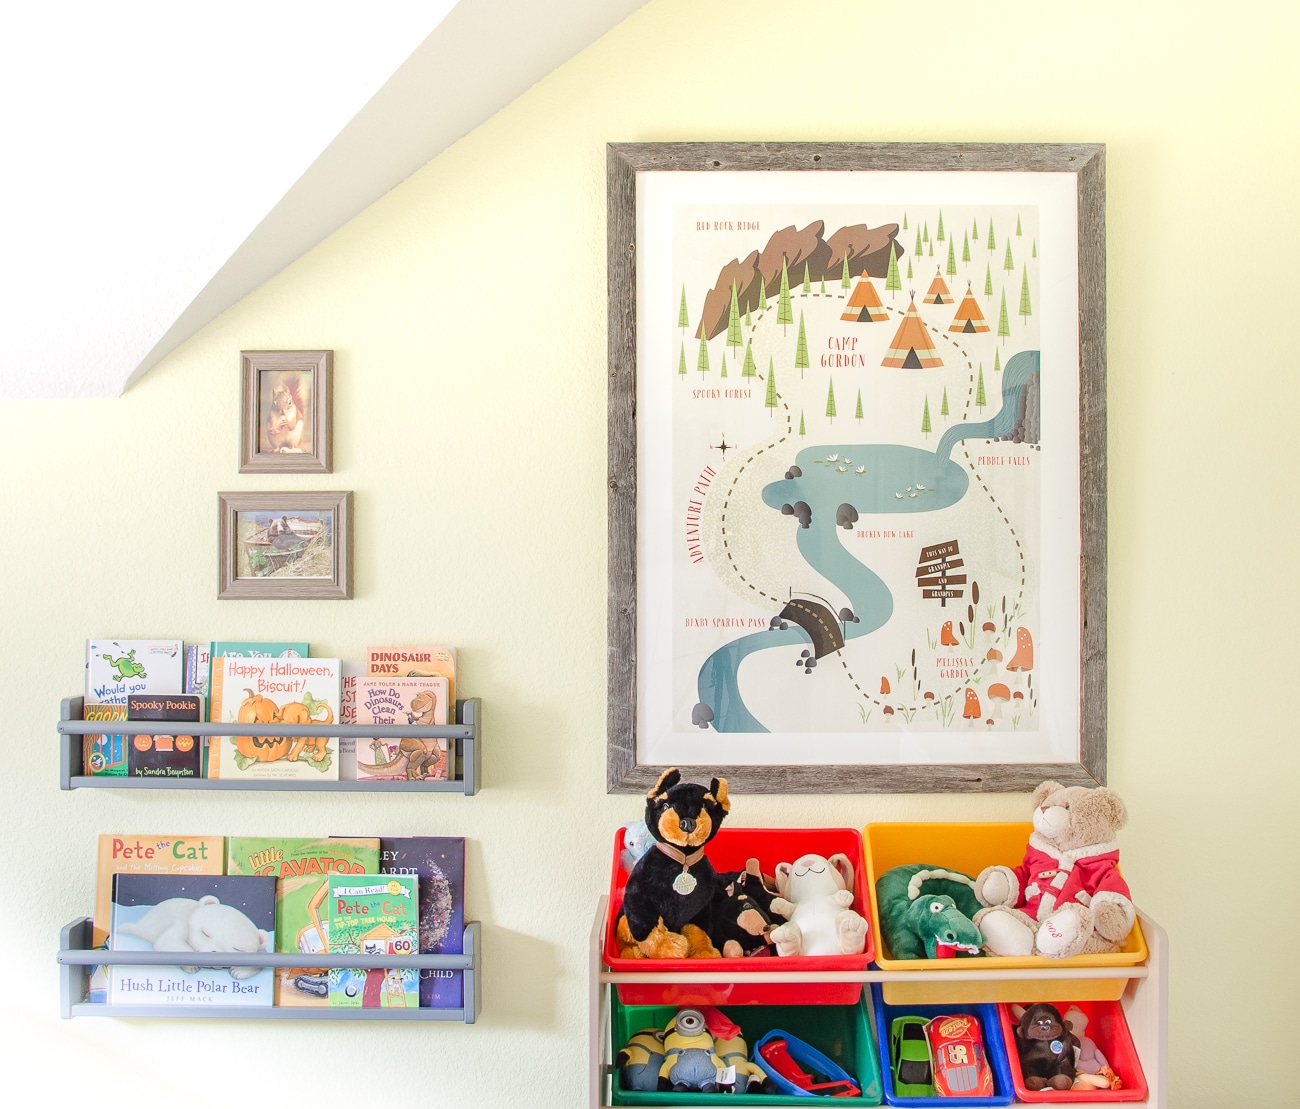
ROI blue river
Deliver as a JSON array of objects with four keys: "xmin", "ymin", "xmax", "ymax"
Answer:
[{"xmin": 697, "ymin": 351, "xmax": 1039, "ymax": 732}]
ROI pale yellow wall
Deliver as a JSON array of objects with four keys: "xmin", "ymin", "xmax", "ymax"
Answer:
[{"xmin": 2, "ymin": 1, "xmax": 1295, "ymax": 1104}]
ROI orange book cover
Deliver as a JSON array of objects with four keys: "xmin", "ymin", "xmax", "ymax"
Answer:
[{"xmin": 364, "ymin": 646, "xmax": 456, "ymax": 709}]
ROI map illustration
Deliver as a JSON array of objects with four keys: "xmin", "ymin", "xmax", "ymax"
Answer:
[{"xmin": 636, "ymin": 180, "xmax": 1081, "ymax": 769}]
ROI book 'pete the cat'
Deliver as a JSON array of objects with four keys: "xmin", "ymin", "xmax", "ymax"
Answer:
[{"xmin": 326, "ymin": 874, "xmax": 419, "ymax": 1009}]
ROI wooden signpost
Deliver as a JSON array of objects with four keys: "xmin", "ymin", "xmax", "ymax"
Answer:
[{"xmin": 916, "ymin": 540, "xmax": 965, "ymax": 607}]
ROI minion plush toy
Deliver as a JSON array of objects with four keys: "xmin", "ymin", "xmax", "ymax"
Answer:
[
  {"xmin": 616, "ymin": 1028, "xmax": 666, "ymax": 1092},
  {"xmin": 659, "ymin": 1008, "xmax": 731, "ymax": 1092}
]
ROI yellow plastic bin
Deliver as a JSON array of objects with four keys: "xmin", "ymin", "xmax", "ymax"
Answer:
[{"xmin": 863, "ymin": 823, "xmax": 1146, "ymax": 1006}]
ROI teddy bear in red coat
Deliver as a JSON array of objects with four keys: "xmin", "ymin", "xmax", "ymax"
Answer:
[{"xmin": 973, "ymin": 780, "xmax": 1134, "ymax": 959}]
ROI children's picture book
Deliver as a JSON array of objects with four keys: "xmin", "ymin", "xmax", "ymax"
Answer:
[
  {"xmin": 353, "ymin": 676, "xmax": 450, "ymax": 781},
  {"xmin": 365, "ymin": 645, "xmax": 457, "ymax": 707},
  {"xmin": 126, "ymin": 694, "xmax": 203, "ymax": 779},
  {"xmin": 380, "ymin": 836, "xmax": 465, "ymax": 1008},
  {"xmin": 82, "ymin": 703, "xmax": 128, "ymax": 777},
  {"xmin": 184, "ymin": 643, "xmax": 210, "ymax": 700},
  {"xmin": 109, "ymin": 874, "xmax": 276, "ymax": 1007},
  {"xmin": 205, "ymin": 641, "xmax": 309, "ymax": 774},
  {"xmin": 226, "ymin": 837, "xmax": 379, "ymax": 1008},
  {"xmin": 91, "ymin": 835, "xmax": 226, "ymax": 1002},
  {"xmin": 84, "ymin": 639, "xmax": 184, "ymax": 776},
  {"xmin": 326, "ymin": 874, "xmax": 419, "ymax": 1009},
  {"xmin": 209, "ymin": 656, "xmax": 341, "ymax": 780},
  {"xmin": 338, "ymin": 660, "xmax": 363, "ymax": 779}
]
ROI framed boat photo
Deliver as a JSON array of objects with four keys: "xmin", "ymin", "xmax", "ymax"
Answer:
[
  {"xmin": 606, "ymin": 142, "xmax": 1106, "ymax": 793},
  {"xmin": 218, "ymin": 491, "xmax": 352, "ymax": 600}
]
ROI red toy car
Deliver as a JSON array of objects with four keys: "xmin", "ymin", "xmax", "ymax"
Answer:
[{"xmin": 926, "ymin": 1013, "xmax": 994, "ymax": 1097}]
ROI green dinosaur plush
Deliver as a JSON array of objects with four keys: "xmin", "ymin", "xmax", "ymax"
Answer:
[{"xmin": 876, "ymin": 864, "xmax": 985, "ymax": 960}]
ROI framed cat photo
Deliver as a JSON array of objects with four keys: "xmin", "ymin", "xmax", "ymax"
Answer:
[{"xmin": 239, "ymin": 350, "xmax": 333, "ymax": 473}]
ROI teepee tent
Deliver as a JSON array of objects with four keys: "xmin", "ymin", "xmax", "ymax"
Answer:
[
  {"xmin": 882, "ymin": 295, "xmax": 943, "ymax": 369},
  {"xmin": 949, "ymin": 283, "xmax": 991, "ymax": 334},
  {"xmin": 923, "ymin": 268, "xmax": 952, "ymax": 305},
  {"xmin": 840, "ymin": 271, "xmax": 887, "ymax": 323}
]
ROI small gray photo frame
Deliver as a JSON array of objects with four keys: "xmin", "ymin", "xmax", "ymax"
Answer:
[
  {"xmin": 219, "ymin": 491, "xmax": 352, "ymax": 600},
  {"xmin": 239, "ymin": 350, "xmax": 332, "ymax": 473}
]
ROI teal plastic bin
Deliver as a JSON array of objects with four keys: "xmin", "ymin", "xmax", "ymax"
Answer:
[{"xmin": 610, "ymin": 995, "xmax": 883, "ymax": 1105}]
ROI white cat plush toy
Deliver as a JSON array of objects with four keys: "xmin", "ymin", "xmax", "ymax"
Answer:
[{"xmin": 767, "ymin": 853, "xmax": 869, "ymax": 957}]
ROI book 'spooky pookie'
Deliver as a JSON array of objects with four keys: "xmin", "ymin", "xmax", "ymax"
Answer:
[{"xmin": 126, "ymin": 694, "xmax": 203, "ymax": 779}]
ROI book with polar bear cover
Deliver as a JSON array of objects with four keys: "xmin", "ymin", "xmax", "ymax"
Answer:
[{"xmin": 108, "ymin": 874, "xmax": 276, "ymax": 1006}]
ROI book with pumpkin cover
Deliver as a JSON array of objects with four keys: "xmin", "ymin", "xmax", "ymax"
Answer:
[
  {"xmin": 90, "ymin": 834, "xmax": 225, "ymax": 1002},
  {"xmin": 353, "ymin": 676, "xmax": 450, "ymax": 781},
  {"xmin": 205, "ymin": 641, "xmax": 308, "ymax": 775},
  {"xmin": 209, "ymin": 656, "xmax": 341, "ymax": 780},
  {"xmin": 326, "ymin": 874, "xmax": 419, "ymax": 1008},
  {"xmin": 226, "ymin": 836, "xmax": 379, "ymax": 1008},
  {"xmin": 126, "ymin": 694, "xmax": 203, "ymax": 779}
]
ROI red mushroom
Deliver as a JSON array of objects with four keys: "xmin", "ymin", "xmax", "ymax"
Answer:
[
  {"xmin": 923, "ymin": 691, "xmax": 935, "ymax": 702},
  {"xmin": 962, "ymin": 688, "xmax": 981, "ymax": 725},
  {"xmin": 940, "ymin": 621, "xmax": 959, "ymax": 647},
  {"xmin": 880, "ymin": 676, "xmax": 891, "ymax": 695},
  {"xmin": 1007, "ymin": 627, "xmax": 1034, "ymax": 681},
  {"xmin": 986, "ymin": 647, "xmax": 1003, "ymax": 663},
  {"xmin": 988, "ymin": 682, "xmax": 1011, "ymax": 718},
  {"xmin": 883, "ymin": 705, "xmax": 895, "ymax": 716},
  {"xmin": 982, "ymin": 621, "xmax": 996, "ymax": 634}
]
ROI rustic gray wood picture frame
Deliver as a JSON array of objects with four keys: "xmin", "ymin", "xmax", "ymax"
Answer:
[
  {"xmin": 607, "ymin": 141, "xmax": 1106, "ymax": 794},
  {"xmin": 239, "ymin": 350, "xmax": 333, "ymax": 474},
  {"xmin": 218, "ymin": 490, "xmax": 353, "ymax": 600}
]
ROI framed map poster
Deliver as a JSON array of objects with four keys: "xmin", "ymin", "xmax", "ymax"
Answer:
[{"xmin": 607, "ymin": 143, "xmax": 1106, "ymax": 793}]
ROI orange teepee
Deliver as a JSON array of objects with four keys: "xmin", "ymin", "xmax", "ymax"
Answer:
[
  {"xmin": 949, "ymin": 284, "xmax": 990, "ymax": 334},
  {"xmin": 882, "ymin": 295, "xmax": 943, "ymax": 369},
  {"xmin": 840, "ymin": 271, "xmax": 887, "ymax": 323},
  {"xmin": 923, "ymin": 268, "xmax": 952, "ymax": 305}
]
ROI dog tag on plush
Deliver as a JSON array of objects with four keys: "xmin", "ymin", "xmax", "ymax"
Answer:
[{"xmin": 673, "ymin": 870, "xmax": 697, "ymax": 895}]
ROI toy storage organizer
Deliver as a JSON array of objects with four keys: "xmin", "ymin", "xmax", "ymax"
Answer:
[{"xmin": 590, "ymin": 825, "xmax": 1168, "ymax": 1107}]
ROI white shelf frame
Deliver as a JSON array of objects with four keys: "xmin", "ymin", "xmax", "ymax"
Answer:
[{"xmin": 588, "ymin": 894, "xmax": 1167, "ymax": 1108}]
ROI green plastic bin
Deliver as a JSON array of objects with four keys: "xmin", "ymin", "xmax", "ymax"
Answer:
[{"xmin": 610, "ymin": 995, "xmax": 883, "ymax": 1105}]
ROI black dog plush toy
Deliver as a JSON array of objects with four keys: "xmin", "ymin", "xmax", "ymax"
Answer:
[
  {"xmin": 712, "ymin": 860, "xmax": 792, "ymax": 957},
  {"xmin": 1012, "ymin": 1003, "xmax": 1080, "ymax": 1091},
  {"xmin": 616, "ymin": 769, "xmax": 730, "ymax": 959}
]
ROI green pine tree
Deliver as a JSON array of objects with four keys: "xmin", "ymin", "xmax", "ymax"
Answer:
[
  {"xmin": 726, "ymin": 281, "xmax": 742, "ymax": 353},
  {"xmin": 697, "ymin": 337, "xmax": 710, "ymax": 375},
  {"xmin": 914, "ymin": 227, "xmax": 923, "ymax": 256},
  {"xmin": 795, "ymin": 311, "xmax": 810, "ymax": 377},
  {"xmin": 678, "ymin": 285, "xmax": 689, "ymax": 331},
  {"xmin": 936, "ymin": 210, "xmax": 945, "ymax": 241},
  {"xmin": 993, "ymin": 348, "xmax": 1001, "ymax": 373},
  {"xmin": 997, "ymin": 289, "xmax": 1010, "ymax": 343},
  {"xmin": 972, "ymin": 216, "xmax": 979, "ymax": 240},
  {"xmin": 819, "ymin": 276, "xmax": 826, "ymax": 296},
  {"xmin": 799, "ymin": 410, "xmax": 806, "ymax": 436},
  {"xmin": 745, "ymin": 301, "xmax": 752, "ymax": 327},
  {"xmin": 923, "ymin": 220, "xmax": 930, "ymax": 243},
  {"xmin": 720, "ymin": 356, "xmax": 728, "ymax": 378},
  {"xmin": 678, "ymin": 344, "xmax": 687, "ymax": 377},
  {"xmin": 962, "ymin": 231, "xmax": 971, "ymax": 264},
  {"xmin": 825, "ymin": 378, "xmax": 837, "ymax": 422},
  {"xmin": 1019, "ymin": 265, "xmax": 1032, "ymax": 321},
  {"xmin": 928, "ymin": 240, "xmax": 934, "ymax": 257},
  {"xmin": 987, "ymin": 221, "xmax": 996, "ymax": 252},
  {"xmin": 941, "ymin": 386, "xmax": 950, "ymax": 417},
  {"xmin": 886, "ymin": 246, "xmax": 902, "ymax": 297},
  {"xmin": 855, "ymin": 389, "xmax": 864, "ymax": 421},
  {"xmin": 841, "ymin": 252, "xmax": 851, "ymax": 291},
  {"xmin": 759, "ymin": 274, "xmax": 768, "ymax": 311},
  {"xmin": 1032, "ymin": 240, "xmax": 1038, "ymax": 259},
  {"xmin": 907, "ymin": 257, "xmax": 913, "ymax": 279},
  {"xmin": 1016, "ymin": 214, "xmax": 1023, "ymax": 236},
  {"xmin": 903, "ymin": 211, "xmax": 909, "ymax": 230},
  {"xmin": 741, "ymin": 339, "xmax": 756, "ymax": 379},
  {"xmin": 946, "ymin": 239, "xmax": 957, "ymax": 278},
  {"xmin": 975, "ymin": 364, "xmax": 987, "ymax": 408},
  {"xmin": 802, "ymin": 262, "xmax": 811, "ymax": 297},
  {"xmin": 984, "ymin": 261, "xmax": 993, "ymax": 298},
  {"xmin": 777, "ymin": 257, "xmax": 793, "ymax": 334},
  {"xmin": 1003, "ymin": 239, "xmax": 1014, "ymax": 272},
  {"xmin": 765, "ymin": 361, "xmax": 778, "ymax": 415},
  {"xmin": 921, "ymin": 396, "xmax": 932, "ymax": 438}
]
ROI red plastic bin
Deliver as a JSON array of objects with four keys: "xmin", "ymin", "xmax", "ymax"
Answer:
[
  {"xmin": 604, "ymin": 826, "xmax": 874, "ymax": 1006},
  {"xmin": 996, "ymin": 1000, "xmax": 1148, "ymax": 1102}
]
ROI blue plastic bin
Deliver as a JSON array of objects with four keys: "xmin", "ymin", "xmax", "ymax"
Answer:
[{"xmin": 871, "ymin": 985, "xmax": 1014, "ymax": 1107}]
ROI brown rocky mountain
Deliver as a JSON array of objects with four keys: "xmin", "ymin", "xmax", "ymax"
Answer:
[{"xmin": 695, "ymin": 221, "xmax": 900, "ymax": 341}]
